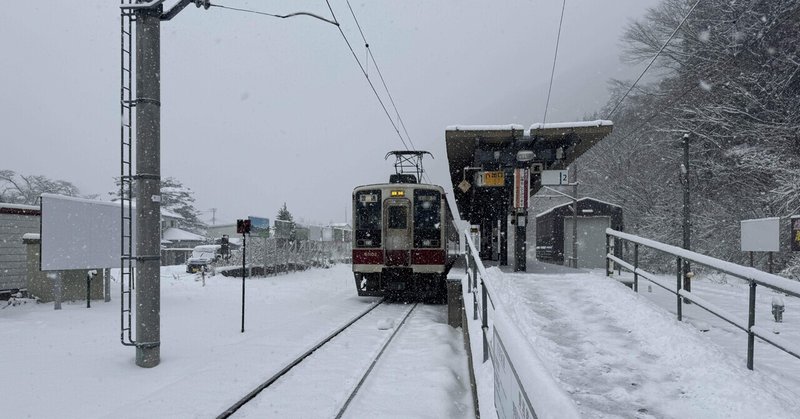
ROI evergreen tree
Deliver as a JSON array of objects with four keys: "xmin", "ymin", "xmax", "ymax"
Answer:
[{"xmin": 275, "ymin": 202, "xmax": 297, "ymax": 243}]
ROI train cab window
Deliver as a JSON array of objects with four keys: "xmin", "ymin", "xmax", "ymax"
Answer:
[
  {"xmin": 414, "ymin": 190, "xmax": 441, "ymax": 248},
  {"xmin": 355, "ymin": 190, "xmax": 382, "ymax": 247},
  {"xmin": 388, "ymin": 206, "xmax": 408, "ymax": 229}
]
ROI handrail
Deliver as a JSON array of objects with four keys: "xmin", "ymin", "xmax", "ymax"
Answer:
[
  {"xmin": 463, "ymin": 231, "xmax": 580, "ymax": 418},
  {"xmin": 607, "ymin": 228, "xmax": 800, "ymax": 298},
  {"xmin": 606, "ymin": 228, "xmax": 800, "ymax": 370}
]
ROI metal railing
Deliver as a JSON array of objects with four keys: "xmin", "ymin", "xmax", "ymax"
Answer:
[
  {"xmin": 606, "ymin": 228, "xmax": 800, "ymax": 370},
  {"xmin": 463, "ymin": 232, "xmax": 495, "ymax": 363},
  {"xmin": 463, "ymin": 231, "xmax": 580, "ymax": 418}
]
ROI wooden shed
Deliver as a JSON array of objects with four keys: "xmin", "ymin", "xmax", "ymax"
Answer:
[{"xmin": 0, "ymin": 203, "xmax": 41, "ymax": 296}]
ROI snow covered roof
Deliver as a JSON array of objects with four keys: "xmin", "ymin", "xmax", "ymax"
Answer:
[
  {"xmin": 445, "ymin": 124, "xmax": 525, "ymax": 132},
  {"xmin": 0, "ymin": 202, "xmax": 40, "ymax": 211},
  {"xmin": 162, "ymin": 227, "xmax": 206, "ymax": 242},
  {"xmin": 534, "ymin": 197, "xmax": 621, "ymax": 218},
  {"xmin": 529, "ymin": 119, "xmax": 612, "ymax": 131}
]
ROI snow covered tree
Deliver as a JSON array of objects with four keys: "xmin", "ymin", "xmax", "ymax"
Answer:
[
  {"xmin": 0, "ymin": 169, "xmax": 82, "ymax": 204},
  {"xmin": 160, "ymin": 177, "xmax": 203, "ymax": 232},
  {"xmin": 109, "ymin": 176, "xmax": 204, "ymax": 233},
  {"xmin": 275, "ymin": 202, "xmax": 297, "ymax": 243},
  {"xmin": 579, "ymin": 0, "xmax": 800, "ymax": 273}
]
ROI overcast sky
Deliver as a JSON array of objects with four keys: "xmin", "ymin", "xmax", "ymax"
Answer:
[{"xmin": 0, "ymin": 0, "xmax": 658, "ymax": 227}]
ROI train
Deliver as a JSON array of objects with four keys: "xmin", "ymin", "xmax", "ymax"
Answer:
[{"xmin": 352, "ymin": 151, "xmax": 459, "ymax": 301}]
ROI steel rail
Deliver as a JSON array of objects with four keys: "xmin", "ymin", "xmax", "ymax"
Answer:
[
  {"xmin": 217, "ymin": 298, "xmax": 385, "ymax": 418},
  {"xmin": 335, "ymin": 303, "xmax": 418, "ymax": 419}
]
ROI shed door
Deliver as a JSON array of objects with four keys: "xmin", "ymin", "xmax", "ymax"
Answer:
[{"xmin": 563, "ymin": 216, "xmax": 611, "ymax": 269}]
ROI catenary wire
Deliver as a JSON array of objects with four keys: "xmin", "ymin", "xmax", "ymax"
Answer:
[
  {"xmin": 345, "ymin": 0, "xmax": 418, "ymax": 152},
  {"xmin": 605, "ymin": 0, "xmax": 702, "ymax": 120},
  {"xmin": 542, "ymin": 0, "xmax": 567, "ymax": 125},
  {"xmin": 579, "ymin": 0, "xmax": 783, "ymax": 170},
  {"xmin": 324, "ymin": 0, "xmax": 412, "ymax": 152}
]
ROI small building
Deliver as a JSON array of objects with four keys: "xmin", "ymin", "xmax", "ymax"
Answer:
[
  {"xmin": 535, "ymin": 197, "xmax": 623, "ymax": 268},
  {"xmin": 0, "ymin": 203, "xmax": 40, "ymax": 296},
  {"xmin": 161, "ymin": 227, "xmax": 206, "ymax": 266}
]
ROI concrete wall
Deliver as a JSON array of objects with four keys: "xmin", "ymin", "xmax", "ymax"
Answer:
[
  {"xmin": 0, "ymin": 206, "xmax": 40, "ymax": 290},
  {"xmin": 25, "ymin": 237, "xmax": 104, "ymax": 303}
]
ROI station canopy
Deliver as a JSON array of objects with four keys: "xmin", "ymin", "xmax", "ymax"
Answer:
[{"xmin": 445, "ymin": 121, "xmax": 613, "ymax": 221}]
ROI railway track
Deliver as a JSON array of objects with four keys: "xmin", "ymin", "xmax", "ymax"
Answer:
[{"xmin": 218, "ymin": 300, "xmax": 419, "ymax": 418}]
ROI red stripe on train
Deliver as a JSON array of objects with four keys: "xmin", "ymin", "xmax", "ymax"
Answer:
[
  {"xmin": 411, "ymin": 249, "xmax": 445, "ymax": 265},
  {"xmin": 352, "ymin": 249, "xmax": 383, "ymax": 264}
]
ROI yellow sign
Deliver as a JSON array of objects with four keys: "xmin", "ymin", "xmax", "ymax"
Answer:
[{"xmin": 477, "ymin": 171, "xmax": 505, "ymax": 187}]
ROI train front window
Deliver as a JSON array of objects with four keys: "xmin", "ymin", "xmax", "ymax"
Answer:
[
  {"xmin": 414, "ymin": 190, "xmax": 441, "ymax": 247},
  {"xmin": 355, "ymin": 190, "xmax": 381, "ymax": 230},
  {"xmin": 388, "ymin": 206, "xmax": 407, "ymax": 229},
  {"xmin": 355, "ymin": 190, "xmax": 382, "ymax": 248}
]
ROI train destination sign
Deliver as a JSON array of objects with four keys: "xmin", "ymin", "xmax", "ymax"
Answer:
[{"xmin": 475, "ymin": 171, "xmax": 504, "ymax": 187}]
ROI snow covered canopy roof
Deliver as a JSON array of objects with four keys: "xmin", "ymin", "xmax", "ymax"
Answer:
[{"xmin": 445, "ymin": 121, "xmax": 613, "ymax": 222}]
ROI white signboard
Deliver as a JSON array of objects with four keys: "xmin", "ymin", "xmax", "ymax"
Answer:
[
  {"xmin": 41, "ymin": 194, "xmax": 131, "ymax": 270},
  {"xmin": 740, "ymin": 217, "xmax": 780, "ymax": 252},
  {"xmin": 541, "ymin": 170, "xmax": 569, "ymax": 186}
]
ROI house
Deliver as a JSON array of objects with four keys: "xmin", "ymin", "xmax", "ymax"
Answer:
[{"xmin": 0, "ymin": 202, "xmax": 40, "ymax": 296}]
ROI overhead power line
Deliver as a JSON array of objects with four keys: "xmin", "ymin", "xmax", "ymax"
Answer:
[
  {"xmin": 209, "ymin": 3, "xmax": 338, "ymax": 26},
  {"xmin": 324, "ymin": 0, "xmax": 412, "ymax": 152},
  {"xmin": 345, "ymin": 0, "xmax": 418, "ymax": 151},
  {"xmin": 605, "ymin": 0, "xmax": 702, "ymax": 120},
  {"xmin": 542, "ymin": 0, "xmax": 567, "ymax": 125}
]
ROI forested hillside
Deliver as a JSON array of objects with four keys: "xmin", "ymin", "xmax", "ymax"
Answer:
[{"xmin": 579, "ymin": 0, "xmax": 800, "ymax": 275}]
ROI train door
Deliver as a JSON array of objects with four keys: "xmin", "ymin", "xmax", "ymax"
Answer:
[{"xmin": 384, "ymin": 199, "xmax": 411, "ymax": 266}]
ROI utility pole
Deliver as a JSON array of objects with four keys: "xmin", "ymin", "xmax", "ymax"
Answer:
[
  {"xmin": 572, "ymin": 164, "xmax": 578, "ymax": 269},
  {"xmin": 134, "ymin": 3, "xmax": 162, "ymax": 368},
  {"xmin": 681, "ymin": 133, "xmax": 692, "ymax": 298}
]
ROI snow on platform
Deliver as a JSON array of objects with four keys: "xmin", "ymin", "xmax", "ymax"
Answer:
[{"xmin": 487, "ymin": 267, "xmax": 800, "ymax": 418}]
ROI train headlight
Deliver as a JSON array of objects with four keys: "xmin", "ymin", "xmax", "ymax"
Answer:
[
  {"xmin": 422, "ymin": 239, "xmax": 432, "ymax": 246},
  {"xmin": 364, "ymin": 240, "xmax": 373, "ymax": 246}
]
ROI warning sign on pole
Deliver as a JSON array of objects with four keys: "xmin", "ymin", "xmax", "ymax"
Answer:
[{"xmin": 513, "ymin": 168, "xmax": 529, "ymax": 209}]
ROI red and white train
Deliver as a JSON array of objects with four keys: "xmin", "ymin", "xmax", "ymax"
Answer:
[{"xmin": 351, "ymin": 152, "xmax": 459, "ymax": 301}]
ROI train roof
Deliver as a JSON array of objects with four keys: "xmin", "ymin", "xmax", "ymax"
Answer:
[{"xmin": 353, "ymin": 182, "xmax": 446, "ymax": 192}]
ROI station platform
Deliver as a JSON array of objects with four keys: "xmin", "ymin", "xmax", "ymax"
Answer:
[{"xmin": 469, "ymin": 257, "xmax": 799, "ymax": 418}]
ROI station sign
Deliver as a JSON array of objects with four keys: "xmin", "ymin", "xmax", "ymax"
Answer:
[
  {"xmin": 475, "ymin": 171, "xmax": 504, "ymax": 187},
  {"xmin": 513, "ymin": 168, "xmax": 529, "ymax": 209},
  {"xmin": 541, "ymin": 170, "xmax": 569, "ymax": 186}
]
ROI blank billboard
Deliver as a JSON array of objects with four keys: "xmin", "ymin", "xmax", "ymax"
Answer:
[
  {"xmin": 740, "ymin": 217, "xmax": 780, "ymax": 252},
  {"xmin": 40, "ymin": 193, "xmax": 133, "ymax": 270}
]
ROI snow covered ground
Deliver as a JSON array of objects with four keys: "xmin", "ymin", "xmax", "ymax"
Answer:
[
  {"xmin": 483, "ymin": 264, "xmax": 800, "ymax": 418},
  {"xmin": 0, "ymin": 264, "xmax": 472, "ymax": 419}
]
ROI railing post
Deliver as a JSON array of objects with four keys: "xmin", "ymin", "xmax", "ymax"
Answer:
[
  {"xmin": 465, "ymin": 250, "xmax": 471, "ymax": 294},
  {"xmin": 633, "ymin": 243, "xmax": 639, "ymax": 293},
  {"xmin": 482, "ymin": 281, "xmax": 489, "ymax": 363},
  {"xmin": 605, "ymin": 234, "xmax": 610, "ymax": 277},
  {"xmin": 676, "ymin": 256, "xmax": 682, "ymax": 321},
  {"xmin": 747, "ymin": 280, "xmax": 756, "ymax": 370}
]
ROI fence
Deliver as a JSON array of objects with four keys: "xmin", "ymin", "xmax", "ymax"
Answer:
[
  {"xmin": 606, "ymin": 228, "xmax": 800, "ymax": 370},
  {"xmin": 463, "ymin": 231, "xmax": 580, "ymax": 419},
  {"xmin": 225, "ymin": 237, "xmax": 351, "ymax": 276}
]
